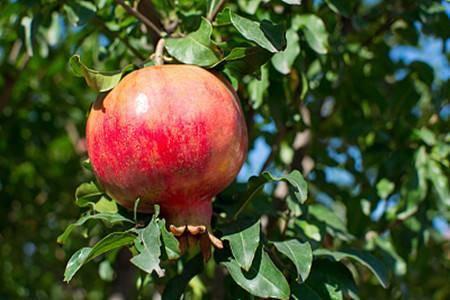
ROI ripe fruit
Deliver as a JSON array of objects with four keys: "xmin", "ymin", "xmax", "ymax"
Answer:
[{"xmin": 86, "ymin": 65, "xmax": 248, "ymax": 255}]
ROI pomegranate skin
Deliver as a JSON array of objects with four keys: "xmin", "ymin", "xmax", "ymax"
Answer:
[{"xmin": 86, "ymin": 65, "xmax": 248, "ymax": 227}]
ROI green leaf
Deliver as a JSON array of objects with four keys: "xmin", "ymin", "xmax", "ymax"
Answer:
[
  {"xmin": 162, "ymin": 254, "xmax": 204, "ymax": 300},
  {"xmin": 165, "ymin": 18, "xmax": 219, "ymax": 66},
  {"xmin": 325, "ymin": 0, "xmax": 353, "ymax": 17},
  {"xmin": 94, "ymin": 196, "xmax": 118, "ymax": 213},
  {"xmin": 75, "ymin": 182, "xmax": 103, "ymax": 207},
  {"xmin": 130, "ymin": 217, "xmax": 164, "ymax": 276},
  {"xmin": 293, "ymin": 14, "xmax": 329, "ymax": 54},
  {"xmin": 238, "ymin": 0, "xmax": 262, "ymax": 15},
  {"xmin": 282, "ymin": 0, "xmax": 302, "ymax": 5},
  {"xmin": 248, "ymin": 64, "xmax": 269, "ymax": 109},
  {"xmin": 373, "ymin": 235, "xmax": 407, "ymax": 276},
  {"xmin": 293, "ymin": 260, "xmax": 359, "ymax": 300},
  {"xmin": 211, "ymin": 47, "xmax": 271, "ymax": 69},
  {"xmin": 21, "ymin": 16, "xmax": 34, "ymax": 56},
  {"xmin": 57, "ymin": 213, "xmax": 134, "ymax": 244},
  {"xmin": 64, "ymin": 232, "xmax": 135, "ymax": 282},
  {"xmin": 396, "ymin": 147, "xmax": 428, "ymax": 220},
  {"xmin": 223, "ymin": 220, "xmax": 261, "ymax": 271},
  {"xmin": 64, "ymin": 248, "xmax": 91, "ymax": 283},
  {"xmin": 426, "ymin": 159, "xmax": 449, "ymax": 206},
  {"xmin": 235, "ymin": 170, "xmax": 308, "ymax": 219},
  {"xmin": 376, "ymin": 178, "xmax": 395, "ymax": 199},
  {"xmin": 291, "ymin": 283, "xmax": 322, "ymax": 300},
  {"xmin": 69, "ymin": 55, "xmax": 134, "ymax": 92},
  {"xmin": 255, "ymin": 170, "xmax": 308, "ymax": 203},
  {"xmin": 313, "ymin": 249, "xmax": 389, "ymax": 288},
  {"xmin": 152, "ymin": 0, "xmax": 173, "ymax": 19},
  {"xmin": 81, "ymin": 159, "xmax": 92, "ymax": 171},
  {"xmin": 273, "ymin": 239, "xmax": 312, "ymax": 282},
  {"xmin": 229, "ymin": 11, "xmax": 286, "ymax": 53},
  {"xmin": 98, "ymin": 260, "xmax": 114, "ymax": 282},
  {"xmin": 271, "ymin": 28, "xmax": 301, "ymax": 74},
  {"xmin": 63, "ymin": 1, "xmax": 96, "ymax": 26},
  {"xmin": 222, "ymin": 248, "xmax": 290, "ymax": 299},
  {"xmin": 158, "ymin": 219, "xmax": 180, "ymax": 260},
  {"xmin": 63, "ymin": 4, "xmax": 79, "ymax": 26},
  {"xmin": 221, "ymin": 47, "xmax": 272, "ymax": 78},
  {"xmin": 296, "ymin": 220, "xmax": 322, "ymax": 242},
  {"xmin": 308, "ymin": 204, "xmax": 353, "ymax": 240}
]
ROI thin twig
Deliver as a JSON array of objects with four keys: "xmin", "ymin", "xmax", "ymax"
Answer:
[
  {"xmin": 361, "ymin": 16, "xmax": 397, "ymax": 47},
  {"xmin": 232, "ymin": 186, "xmax": 264, "ymax": 221},
  {"xmin": 154, "ymin": 39, "xmax": 165, "ymax": 65},
  {"xmin": 260, "ymin": 128, "xmax": 287, "ymax": 173},
  {"xmin": 207, "ymin": 0, "xmax": 227, "ymax": 22},
  {"xmin": 114, "ymin": 0, "xmax": 164, "ymax": 37}
]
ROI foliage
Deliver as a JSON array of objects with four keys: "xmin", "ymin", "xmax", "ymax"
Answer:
[{"xmin": 0, "ymin": 0, "xmax": 449, "ymax": 299}]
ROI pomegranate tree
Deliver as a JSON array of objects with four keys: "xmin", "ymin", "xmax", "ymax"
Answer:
[{"xmin": 86, "ymin": 64, "xmax": 248, "ymax": 253}]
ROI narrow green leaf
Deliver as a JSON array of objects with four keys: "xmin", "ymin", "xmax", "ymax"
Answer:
[
  {"xmin": 325, "ymin": 0, "xmax": 352, "ymax": 17},
  {"xmin": 130, "ymin": 217, "xmax": 164, "ymax": 276},
  {"xmin": 229, "ymin": 11, "xmax": 286, "ymax": 53},
  {"xmin": 223, "ymin": 220, "xmax": 261, "ymax": 271},
  {"xmin": 64, "ymin": 1, "xmax": 96, "ymax": 26},
  {"xmin": 64, "ymin": 232, "xmax": 135, "ymax": 282},
  {"xmin": 69, "ymin": 55, "xmax": 135, "ymax": 92},
  {"xmin": 293, "ymin": 14, "xmax": 329, "ymax": 54},
  {"xmin": 165, "ymin": 18, "xmax": 219, "ymax": 66},
  {"xmin": 63, "ymin": 4, "xmax": 79, "ymax": 26},
  {"xmin": 313, "ymin": 249, "xmax": 389, "ymax": 288},
  {"xmin": 64, "ymin": 247, "xmax": 91, "ymax": 283},
  {"xmin": 158, "ymin": 219, "xmax": 180, "ymax": 260},
  {"xmin": 222, "ymin": 248, "xmax": 290, "ymax": 299},
  {"xmin": 271, "ymin": 28, "xmax": 301, "ymax": 74},
  {"xmin": 282, "ymin": 0, "xmax": 302, "ymax": 4},
  {"xmin": 57, "ymin": 213, "xmax": 134, "ymax": 244},
  {"xmin": 21, "ymin": 16, "xmax": 34, "ymax": 56},
  {"xmin": 273, "ymin": 239, "xmax": 312, "ymax": 282}
]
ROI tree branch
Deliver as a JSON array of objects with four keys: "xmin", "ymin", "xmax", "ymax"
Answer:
[
  {"xmin": 154, "ymin": 39, "xmax": 165, "ymax": 65},
  {"xmin": 114, "ymin": 0, "xmax": 164, "ymax": 37},
  {"xmin": 207, "ymin": 0, "xmax": 227, "ymax": 22}
]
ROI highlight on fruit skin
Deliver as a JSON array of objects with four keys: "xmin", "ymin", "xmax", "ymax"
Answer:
[{"xmin": 85, "ymin": 64, "xmax": 248, "ymax": 258}]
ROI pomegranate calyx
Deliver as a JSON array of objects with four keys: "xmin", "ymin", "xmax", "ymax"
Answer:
[{"xmin": 169, "ymin": 223, "xmax": 223, "ymax": 261}]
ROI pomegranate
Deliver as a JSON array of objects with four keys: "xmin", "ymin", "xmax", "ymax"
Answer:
[{"xmin": 86, "ymin": 65, "xmax": 248, "ymax": 255}]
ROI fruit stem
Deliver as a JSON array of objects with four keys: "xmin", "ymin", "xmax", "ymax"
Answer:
[{"xmin": 154, "ymin": 39, "xmax": 165, "ymax": 66}]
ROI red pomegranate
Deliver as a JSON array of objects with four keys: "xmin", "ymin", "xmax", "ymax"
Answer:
[{"xmin": 86, "ymin": 65, "xmax": 248, "ymax": 253}]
